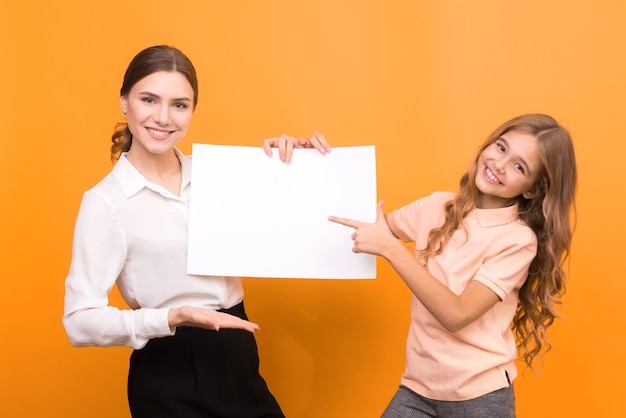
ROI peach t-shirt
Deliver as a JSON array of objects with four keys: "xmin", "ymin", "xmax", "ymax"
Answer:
[{"xmin": 386, "ymin": 191, "xmax": 537, "ymax": 401}]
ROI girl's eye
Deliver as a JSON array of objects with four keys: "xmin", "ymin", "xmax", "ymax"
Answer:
[
  {"xmin": 496, "ymin": 143, "xmax": 505, "ymax": 152},
  {"xmin": 514, "ymin": 163, "xmax": 525, "ymax": 174}
]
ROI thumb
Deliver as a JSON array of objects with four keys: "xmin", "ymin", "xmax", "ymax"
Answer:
[{"xmin": 376, "ymin": 200, "xmax": 385, "ymax": 221}]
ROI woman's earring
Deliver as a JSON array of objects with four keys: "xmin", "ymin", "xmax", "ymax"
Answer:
[{"xmin": 122, "ymin": 111, "xmax": 127, "ymax": 117}]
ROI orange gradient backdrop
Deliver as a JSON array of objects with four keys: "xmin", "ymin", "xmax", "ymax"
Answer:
[{"xmin": 1, "ymin": 1, "xmax": 624, "ymax": 417}]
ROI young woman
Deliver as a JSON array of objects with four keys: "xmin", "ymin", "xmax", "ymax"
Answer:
[
  {"xmin": 62, "ymin": 45, "xmax": 330, "ymax": 418},
  {"xmin": 329, "ymin": 114, "xmax": 577, "ymax": 417}
]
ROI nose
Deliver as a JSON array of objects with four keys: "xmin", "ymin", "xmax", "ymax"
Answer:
[
  {"xmin": 493, "ymin": 158, "xmax": 507, "ymax": 173},
  {"xmin": 153, "ymin": 104, "xmax": 171, "ymax": 125}
]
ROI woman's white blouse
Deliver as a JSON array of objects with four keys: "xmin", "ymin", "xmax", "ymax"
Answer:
[{"xmin": 62, "ymin": 149, "xmax": 244, "ymax": 349}]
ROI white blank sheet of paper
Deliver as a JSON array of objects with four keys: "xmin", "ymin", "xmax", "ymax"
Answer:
[{"xmin": 186, "ymin": 144, "xmax": 377, "ymax": 279}]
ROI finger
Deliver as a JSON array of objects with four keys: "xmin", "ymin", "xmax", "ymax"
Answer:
[
  {"xmin": 236, "ymin": 319, "xmax": 260, "ymax": 333},
  {"xmin": 328, "ymin": 215, "xmax": 361, "ymax": 228},
  {"xmin": 376, "ymin": 200, "xmax": 385, "ymax": 220},
  {"xmin": 278, "ymin": 134, "xmax": 289, "ymax": 162},
  {"xmin": 284, "ymin": 136, "xmax": 296, "ymax": 163},
  {"xmin": 219, "ymin": 313, "xmax": 260, "ymax": 333},
  {"xmin": 295, "ymin": 137, "xmax": 308, "ymax": 149},
  {"xmin": 261, "ymin": 138, "xmax": 274, "ymax": 157},
  {"xmin": 307, "ymin": 132, "xmax": 331, "ymax": 153}
]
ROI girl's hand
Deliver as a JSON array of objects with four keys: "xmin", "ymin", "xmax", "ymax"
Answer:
[
  {"xmin": 262, "ymin": 132, "xmax": 331, "ymax": 163},
  {"xmin": 328, "ymin": 201, "xmax": 398, "ymax": 258},
  {"xmin": 168, "ymin": 306, "xmax": 260, "ymax": 333}
]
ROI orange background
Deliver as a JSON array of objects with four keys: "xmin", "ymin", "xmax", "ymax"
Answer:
[{"xmin": 1, "ymin": 1, "xmax": 624, "ymax": 417}]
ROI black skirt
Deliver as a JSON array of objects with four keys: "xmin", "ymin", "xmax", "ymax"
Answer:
[{"xmin": 127, "ymin": 301, "xmax": 285, "ymax": 418}]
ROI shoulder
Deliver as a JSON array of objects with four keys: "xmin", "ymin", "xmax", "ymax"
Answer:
[
  {"xmin": 511, "ymin": 220, "xmax": 538, "ymax": 247},
  {"xmin": 485, "ymin": 220, "xmax": 538, "ymax": 257},
  {"xmin": 387, "ymin": 191, "xmax": 454, "ymax": 232},
  {"xmin": 81, "ymin": 167, "xmax": 126, "ymax": 209},
  {"xmin": 395, "ymin": 191, "xmax": 455, "ymax": 213},
  {"xmin": 427, "ymin": 191, "xmax": 456, "ymax": 206}
]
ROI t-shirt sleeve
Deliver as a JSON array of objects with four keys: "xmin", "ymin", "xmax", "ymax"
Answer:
[
  {"xmin": 387, "ymin": 191, "xmax": 454, "ymax": 243},
  {"xmin": 473, "ymin": 227, "xmax": 538, "ymax": 300}
]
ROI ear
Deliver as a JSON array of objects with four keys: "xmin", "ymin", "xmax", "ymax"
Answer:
[
  {"xmin": 522, "ymin": 189, "xmax": 538, "ymax": 199},
  {"xmin": 119, "ymin": 96, "xmax": 128, "ymax": 114}
]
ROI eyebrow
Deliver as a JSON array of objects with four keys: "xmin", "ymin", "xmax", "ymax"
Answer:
[
  {"xmin": 138, "ymin": 91, "xmax": 192, "ymax": 102},
  {"xmin": 499, "ymin": 137, "xmax": 533, "ymax": 174}
]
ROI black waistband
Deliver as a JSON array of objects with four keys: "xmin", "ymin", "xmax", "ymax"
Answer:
[{"xmin": 217, "ymin": 300, "xmax": 245, "ymax": 318}]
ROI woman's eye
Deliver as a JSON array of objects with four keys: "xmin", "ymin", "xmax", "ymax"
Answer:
[
  {"xmin": 174, "ymin": 102, "xmax": 188, "ymax": 109},
  {"xmin": 142, "ymin": 97, "xmax": 155, "ymax": 104}
]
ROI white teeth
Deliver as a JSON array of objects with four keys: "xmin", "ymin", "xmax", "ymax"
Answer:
[
  {"xmin": 148, "ymin": 128, "xmax": 169, "ymax": 137},
  {"xmin": 485, "ymin": 167, "xmax": 501, "ymax": 184}
]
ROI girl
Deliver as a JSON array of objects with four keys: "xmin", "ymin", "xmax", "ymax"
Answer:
[
  {"xmin": 329, "ymin": 114, "xmax": 577, "ymax": 417},
  {"xmin": 62, "ymin": 45, "xmax": 330, "ymax": 418}
]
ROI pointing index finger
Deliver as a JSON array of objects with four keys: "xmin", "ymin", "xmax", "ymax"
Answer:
[{"xmin": 328, "ymin": 215, "xmax": 361, "ymax": 229}]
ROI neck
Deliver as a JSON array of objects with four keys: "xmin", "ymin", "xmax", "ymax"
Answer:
[
  {"xmin": 476, "ymin": 193, "xmax": 518, "ymax": 209},
  {"xmin": 127, "ymin": 148, "xmax": 180, "ymax": 177},
  {"xmin": 126, "ymin": 147, "xmax": 182, "ymax": 196}
]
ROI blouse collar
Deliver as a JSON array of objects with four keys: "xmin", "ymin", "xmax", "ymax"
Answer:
[{"xmin": 114, "ymin": 148, "xmax": 191, "ymax": 199}]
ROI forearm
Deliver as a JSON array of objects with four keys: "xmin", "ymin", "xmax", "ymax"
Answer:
[
  {"xmin": 330, "ymin": 201, "xmax": 500, "ymax": 332},
  {"xmin": 382, "ymin": 243, "xmax": 478, "ymax": 332},
  {"xmin": 63, "ymin": 305, "xmax": 172, "ymax": 348}
]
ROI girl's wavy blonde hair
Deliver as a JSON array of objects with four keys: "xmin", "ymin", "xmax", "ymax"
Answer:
[{"xmin": 420, "ymin": 114, "xmax": 577, "ymax": 370}]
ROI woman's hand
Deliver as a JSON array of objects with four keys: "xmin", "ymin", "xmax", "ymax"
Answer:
[
  {"xmin": 328, "ymin": 201, "xmax": 399, "ymax": 258},
  {"xmin": 168, "ymin": 306, "xmax": 260, "ymax": 333},
  {"xmin": 262, "ymin": 132, "xmax": 331, "ymax": 163}
]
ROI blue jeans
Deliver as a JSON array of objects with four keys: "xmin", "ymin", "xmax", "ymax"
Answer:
[{"xmin": 381, "ymin": 385, "xmax": 516, "ymax": 418}]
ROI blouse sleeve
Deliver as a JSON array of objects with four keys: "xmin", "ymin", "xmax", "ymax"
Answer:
[{"xmin": 62, "ymin": 189, "xmax": 173, "ymax": 349}]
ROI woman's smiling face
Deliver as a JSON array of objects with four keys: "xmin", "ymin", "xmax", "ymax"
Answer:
[
  {"xmin": 120, "ymin": 70, "xmax": 195, "ymax": 157},
  {"xmin": 474, "ymin": 129, "xmax": 543, "ymax": 209}
]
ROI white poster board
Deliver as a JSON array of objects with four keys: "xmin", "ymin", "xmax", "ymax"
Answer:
[{"xmin": 187, "ymin": 144, "xmax": 377, "ymax": 279}]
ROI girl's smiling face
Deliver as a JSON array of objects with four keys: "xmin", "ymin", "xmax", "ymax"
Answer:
[
  {"xmin": 474, "ymin": 129, "xmax": 543, "ymax": 209},
  {"xmin": 120, "ymin": 70, "xmax": 195, "ymax": 157}
]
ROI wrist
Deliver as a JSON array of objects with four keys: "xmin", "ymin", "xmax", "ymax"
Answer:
[
  {"xmin": 383, "ymin": 239, "xmax": 410, "ymax": 261},
  {"xmin": 167, "ymin": 307, "xmax": 182, "ymax": 328}
]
